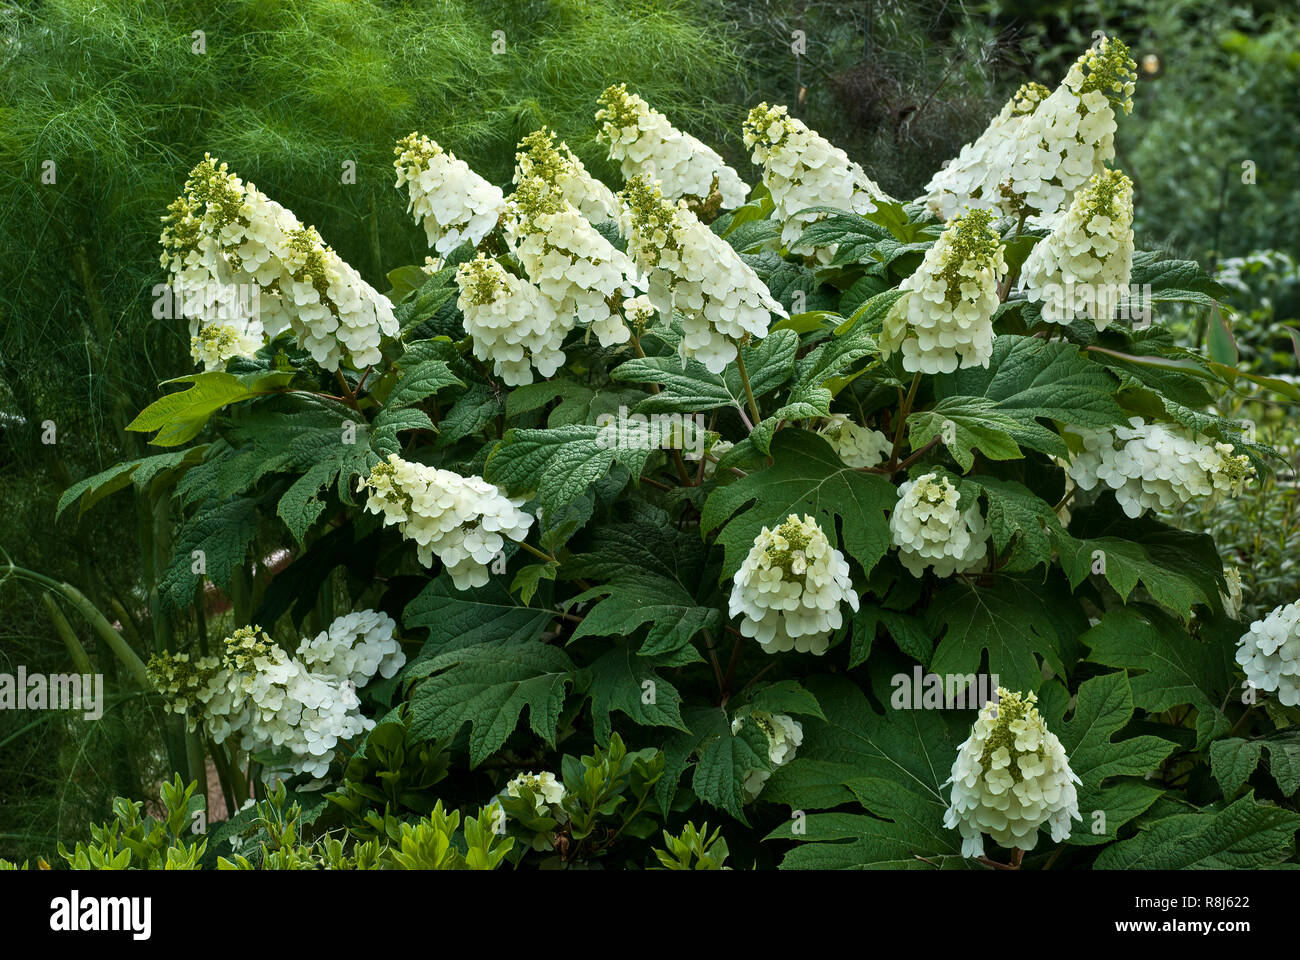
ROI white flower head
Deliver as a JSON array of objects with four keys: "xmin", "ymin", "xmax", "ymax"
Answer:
[
  {"xmin": 1236, "ymin": 601, "xmax": 1300, "ymax": 707},
  {"xmin": 729, "ymin": 513, "xmax": 859, "ymax": 656},
  {"xmin": 359, "ymin": 454, "xmax": 533, "ymax": 590},
  {"xmin": 394, "ymin": 132, "xmax": 507, "ymax": 255},
  {"xmin": 880, "ymin": 209, "xmax": 1007, "ymax": 374},
  {"xmin": 890, "ymin": 473, "xmax": 988, "ymax": 578},
  {"xmin": 743, "ymin": 102, "xmax": 892, "ymax": 261},
  {"xmin": 596, "ymin": 83, "xmax": 748, "ymax": 210},
  {"xmin": 504, "ymin": 770, "xmax": 567, "ymax": 815},
  {"xmin": 731, "ymin": 710, "xmax": 804, "ymax": 800},
  {"xmin": 944, "ymin": 688, "xmax": 1082, "ymax": 857},
  {"xmin": 1021, "ymin": 168, "xmax": 1135, "ymax": 330},
  {"xmin": 817, "ymin": 414, "xmax": 892, "ymax": 469},
  {"xmin": 455, "ymin": 253, "xmax": 569, "ymax": 386}
]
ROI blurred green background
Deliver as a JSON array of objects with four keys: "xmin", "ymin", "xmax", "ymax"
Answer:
[{"xmin": 1, "ymin": 0, "xmax": 1295, "ymax": 861}]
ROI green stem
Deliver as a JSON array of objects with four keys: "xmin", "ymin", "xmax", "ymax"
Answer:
[
  {"xmin": 889, "ymin": 373, "xmax": 923, "ymax": 468},
  {"xmin": 735, "ymin": 351, "xmax": 762, "ymax": 426}
]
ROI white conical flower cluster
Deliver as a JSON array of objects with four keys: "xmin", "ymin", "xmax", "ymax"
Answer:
[
  {"xmin": 1067, "ymin": 417, "xmax": 1255, "ymax": 518},
  {"xmin": 728, "ymin": 513, "xmax": 859, "ymax": 656},
  {"xmin": 944, "ymin": 689, "xmax": 1082, "ymax": 858},
  {"xmin": 147, "ymin": 613, "xmax": 405, "ymax": 781},
  {"xmin": 1020, "ymin": 169, "xmax": 1135, "ymax": 330},
  {"xmin": 455, "ymin": 254, "xmax": 567, "ymax": 386},
  {"xmin": 506, "ymin": 175, "xmax": 640, "ymax": 349},
  {"xmin": 890, "ymin": 473, "xmax": 988, "ymax": 577},
  {"xmin": 730, "ymin": 710, "xmax": 804, "ymax": 801},
  {"xmin": 514, "ymin": 127, "xmax": 619, "ymax": 223},
  {"xmin": 596, "ymin": 83, "xmax": 748, "ymax": 210},
  {"xmin": 999, "ymin": 37, "xmax": 1137, "ymax": 227},
  {"xmin": 919, "ymin": 82, "xmax": 1052, "ymax": 221},
  {"xmin": 817, "ymin": 414, "xmax": 892, "ymax": 469},
  {"xmin": 359, "ymin": 453, "xmax": 533, "ymax": 590},
  {"xmin": 742, "ymin": 103, "xmax": 891, "ymax": 261},
  {"xmin": 1236, "ymin": 601, "xmax": 1300, "ymax": 707},
  {"xmin": 160, "ymin": 155, "xmax": 398, "ymax": 371},
  {"xmin": 394, "ymin": 132, "xmax": 507, "ymax": 255},
  {"xmin": 880, "ymin": 209, "xmax": 1007, "ymax": 374},
  {"xmin": 619, "ymin": 175, "xmax": 786, "ymax": 373}
]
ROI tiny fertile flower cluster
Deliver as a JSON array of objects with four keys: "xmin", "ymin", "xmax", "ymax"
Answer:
[
  {"xmin": 729, "ymin": 513, "xmax": 859, "ymax": 656},
  {"xmin": 889, "ymin": 473, "xmax": 988, "ymax": 578},
  {"xmin": 147, "ymin": 613, "xmax": 404, "ymax": 780},
  {"xmin": 1000, "ymin": 36, "xmax": 1137, "ymax": 227},
  {"xmin": 394, "ymin": 132, "xmax": 507, "ymax": 255},
  {"xmin": 619, "ymin": 175, "xmax": 786, "ymax": 373},
  {"xmin": 1067, "ymin": 417, "xmax": 1255, "ymax": 518},
  {"xmin": 160, "ymin": 155, "xmax": 398, "ymax": 371},
  {"xmin": 1236, "ymin": 601, "xmax": 1300, "ymax": 707},
  {"xmin": 880, "ymin": 209, "xmax": 1007, "ymax": 374},
  {"xmin": 506, "ymin": 175, "xmax": 640, "ymax": 350},
  {"xmin": 455, "ymin": 254, "xmax": 566, "ymax": 385},
  {"xmin": 742, "ymin": 103, "xmax": 891, "ymax": 260},
  {"xmin": 596, "ymin": 84, "xmax": 748, "ymax": 210},
  {"xmin": 919, "ymin": 82, "xmax": 1051, "ymax": 222},
  {"xmin": 944, "ymin": 689, "xmax": 1082, "ymax": 857},
  {"xmin": 1020, "ymin": 169, "xmax": 1135, "ymax": 330},
  {"xmin": 731, "ymin": 710, "xmax": 804, "ymax": 801},
  {"xmin": 359, "ymin": 453, "xmax": 533, "ymax": 589},
  {"xmin": 514, "ymin": 127, "xmax": 619, "ymax": 224},
  {"xmin": 817, "ymin": 414, "xmax": 892, "ymax": 469}
]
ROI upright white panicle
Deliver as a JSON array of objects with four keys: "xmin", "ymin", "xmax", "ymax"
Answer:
[
  {"xmin": 455, "ymin": 254, "xmax": 569, "ymax": 386},
  {"xmin": 597, "ymin": 83, "xmax": 748, "ymax": 210},
  {"xmin": 394, "ymin": 132, "xmax": 507, "ymax": 255},
  {"xmin": 731, "ymin": 710, "xmax": 804, "ymax": 800},
  {"xmin": 944, "ymin": 689, "xmax": 1082, "ymax": 858},
  {"xmin": 359, "ymin": 453, "xmax": 533, "ymax": 590},
  {"xmin": 890, "ymin": 473, "xmax": 988, "ymax": 578},
  {"xmin": 506, "ymin": 175, "xmax": 640, "ymax": 348},
  {"xmin": 1067, "ymin": 417, "xmax": 1255, "ymax": 518},
  {"xmin": 880, "ymin": 209, "xmax": 1006, "ymax": 374},
  {"xmin": 160, "ymin": 155, "xmax": 398, "ymax": 371},
  {"xmin": 619, "ymin": 175, "xmax": 786, "ymax": 373},
  {"xmin": 817, "ymin": 414, "xmax": 892, "ymax": 469},
  {"xmin": 1000, "ymin": 37, "xmax": 1137, "ymax": 227},
  {"xmin": 1236, "ymin": 601, "xmax": 1300, "ymax": 706},
  {"xmin": 1021, "ymin": 169, "xmax": 1135, "ymax": 330},
  {"xmin": 514, "ymin": 127, "xmax": 619, "ymax": 223},
  {"xmin": 147, "ymin": 613, "xmax": 406, "ymax": 781},
  {"xmin": 742, "ymin": 103, "xmax": 891, "ymax": 260},
  {"xmin": 919, "ymin": 82, "xmax": 1052, "ymax": 221},
  {"xmin": 728, "ymin": 513, "xmax": 859, "ymax": 656}
]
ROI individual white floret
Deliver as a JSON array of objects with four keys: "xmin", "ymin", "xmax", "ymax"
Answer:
[
  {"xmin": 514, "ymin": 127, "xmax": 620, "ymax": 223},
  {"xmin": 817, "ymin": 414, "xmax": 892, "ymax": 468},
  {"xmin": 394, "ymin": 132, "xmax": 507, "ymax": 255},
  {"xmin": 730, "ymin": 710, "xmax": 804, "ymax": 800},
  {"xmin": 455, "ymin": 254, "xmax": 570, "ymax": 385},
  {"xmin": 728, "ymin": 513, "xmax": 859, "ymax": 656},
  {"xmin": 944, "ymin": 688, "xmax": 1082, "ymax": 858},
  {"xmin": 597, "ymin": 84, "xmax": 748, "ymax": 210},
  {"xmin": 1020, "ymin": 169, "xmax": 1135, "ymax": 330},
  {"xmin": 880, "ymin": 209, "xmax": 1006, "ymax": 374},
  {"xmin": 743, "ymin": 102, "xmax": 892, "ymax": 261},
  {"xmin": 1236, "ymin": 601, "xmax": 1300, "ymax": 707},
  {"xmin": 619, "ymin": 175, "xmax": 786, "ymax": 373},
  {"xmin": 890, "ymin": 473, "xmax": 988, "ymax": 578},
  {"xmin": 1221, "ymin": 565, "xmax": 1244, "ymax": 621},
  {"xmin": 359, "ymin": 454, "xmax": 533, "ymax": 590}
]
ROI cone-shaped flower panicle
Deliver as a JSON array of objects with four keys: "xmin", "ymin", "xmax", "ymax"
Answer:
[
  {"xmin": 597, "ymin": 83, "xmax": 748, "ymax": 210},
  {"xmin": 880, "ymin": 209, "xmax": 1006, "ymax": 373},
  {"xmin": 514, "ymin": 127, "xmax": 620, "ymax": 224},
  {"xmin": 1236, "ymin": 601, "xmax": 1300, "ymax": 706},
  {"xmin": 160, "ymin": 155, "xmax": 398, "ymax": 371},
  {"xmin": 919, "ymin": 82, "xmax": 1051, "ymax": 221},
  {"xmin": 1020, "ymin": 169, "xmax": 1135, "ymax": 330},
  {"xmin": 731, "ymin": 710, "xmax": 804, "ymax": 801},
  {"xmin": 455, "ymin": 253, "xmax": 569, "ymax": 385},
  {"xmin": 944, "ymin": 689, "xmax": 1082, "ymax": 858},
  {"xmin": 890, "ymin": 472, "xmax": 988, "ymax": 577},
  {"xmin": 728, "ymin": 513, "xmax": 859, "ymax": 656},
  {"xmin": 1067, "ymin": 417, "xmax": 1255, "ymax": 518},
  {"xmin": 742, "ymin": 102, "xmax": 892, "ymax": 261},
  {"xmin": 817, "ymin": 414, "xmax": 892, "ymax": 469},
  {"xmin": 394, "ymin": 132, "xmax": 507, "ymax": 255},
  {"xmin": 618, "ymin": 174, "xmax": 786, "ymax": 373},
  {"xmin": 359, "ymin": 454, "xmax": 533, "ymax": 590}
]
